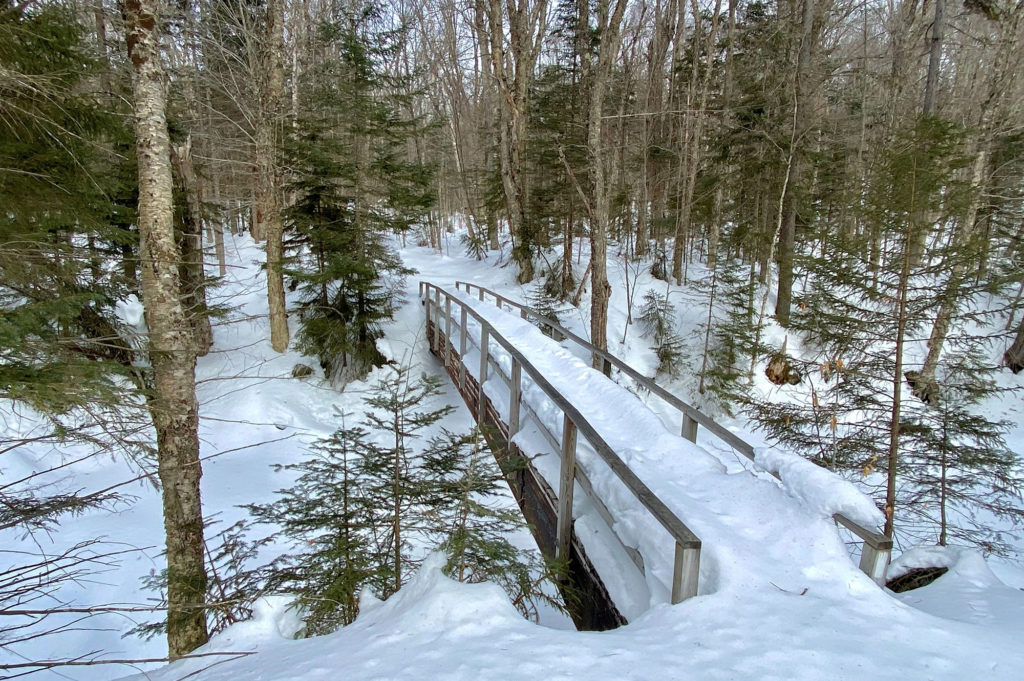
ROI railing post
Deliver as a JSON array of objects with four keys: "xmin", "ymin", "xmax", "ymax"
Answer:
[
  {"xmin": 509, "ymin": 358, "xmax": 522, "ymax": 438},
  {"xmin": 478, "ymin": 323, "xmax": 490, "ymax": 422},
  {"xmin": 681, "ymin": 413, "xmax": 698, "ymax": 443},
  {"xmin": 444, "ymin": 296, "xmax": 453, "ymax": 369},
  {"xmin": 859, "ymin": 542, "xmax": 891, "ymax": 585},
  {"xmin": 459, "ymin": 307, "xmax": 468, "ymax": 391},
  {"xmin": 425, "ymin": 292, "xmax": 433, "ymax": 352},
  {"xmin": 671, "ymin": 542, "xmax": 700, "ymax": 603},
  {"xmin": 433, "ymin": 288, "xmax": 442, "ymax": 351},
  {"xmin": 556, "ymin": 413, "xmax": 578, "ymax": 563},
  {"xmin": 478, "ymin": 288, "xmax": 484, "ymax": 302}
]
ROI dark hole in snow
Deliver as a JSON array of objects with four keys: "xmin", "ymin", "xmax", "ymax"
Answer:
[{"xmin": 886, "ymin": 566, "xmax": 949, "ymax": 593}]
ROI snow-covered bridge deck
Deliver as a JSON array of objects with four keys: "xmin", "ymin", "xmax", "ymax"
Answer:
[{"xmin": 419, "ymin": 281, "xmax": 892, "ymax": 628}]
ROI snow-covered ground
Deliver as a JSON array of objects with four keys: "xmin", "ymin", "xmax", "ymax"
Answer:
[{"xmin": 3, "ymin": 230, "xmax": 1024, "ymax": 680}]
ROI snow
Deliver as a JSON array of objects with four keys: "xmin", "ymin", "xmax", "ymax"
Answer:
[
  {"xmin": 5, "ymin": 229, "xmax": 1024, "ymax": 680},
  {"xmin": 116, "ymin": 552, "xmax": 1024, "ymax": 681},
  {"xmin": 753, "ymin": 446, "xmax": 884, "ymax": 528},
  {"xmin": 889, "ymin": 546, "xmax": 1024, "ymax": 629}
]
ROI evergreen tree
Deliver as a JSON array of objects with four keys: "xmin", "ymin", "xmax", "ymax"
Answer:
[
  {"xmin": 421, "ymin": 430, "xmax": 565, "ymax": 621},
  {"xmin": 637, "ymin": 290, "xmax": 684, "ymax": 378},
  {"xmin": 248, "ymin": 421, "xmax": 380, "ymax": 634},
  {"xmin": 1, "ymin": 2, "xmax": 138, "ymax": 418},
  {"xmin": 746, "ymin": 117, "xmax": 1024, "ymax": 549},
  {"xmin": 247, "ymin": 365, "xmax": 559, "ymax": 633},
  {"xmin": 285, "ymin": 5, "xmax": 432, "ymax": 383}
]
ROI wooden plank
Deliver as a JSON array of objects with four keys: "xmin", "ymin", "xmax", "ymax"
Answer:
[
  {"xmin": 557, "ymin": 413, "xmax": 578, "ymax": 563},
  {"xmin": 834, "ymin": 513, "xmax": 893, "ymax": 550}
]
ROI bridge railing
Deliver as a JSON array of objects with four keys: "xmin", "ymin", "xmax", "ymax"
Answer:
[
  {"xmin": 446, "ymin": 280, "xmax": 892, "ymax": 584},
  {"xmin": 420, "ymin": 281, "xmax": 702, "ymax": 603}
]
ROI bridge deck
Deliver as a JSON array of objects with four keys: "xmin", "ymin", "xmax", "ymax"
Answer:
[{"xmin": 421, "ymin": 282, "xmax": 891, "ymax": 627}]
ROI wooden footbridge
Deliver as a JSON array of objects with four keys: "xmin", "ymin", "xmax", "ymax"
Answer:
[{"xmin": 419, "ymin": 281, "xmax": 892, "ymax": 630}]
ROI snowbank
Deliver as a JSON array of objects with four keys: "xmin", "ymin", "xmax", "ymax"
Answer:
[{"xmin": 754, "ymin": 446, "xmax": 884, "ymax": 528}]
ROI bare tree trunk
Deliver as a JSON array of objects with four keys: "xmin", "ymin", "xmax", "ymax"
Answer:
[
  {"xmin": 1005, "ymin": 318, "xmax": 1024, "ymax": 373},
  {"xmin": 122, "ymin": 0, "xmax": 208, "ymax": 657},
  {"xmin": 256, "ymin": 0, "xmax": 289, "ymax": 353},
  {"xmin": 775, "ymin": 0, "xmax": 817, "ymax": 327},
  {"xmin": 171, "ymin": 136, "xmax": 214, "ymax": 356},
  {"xmin": 211, "ymin": 175, "xmax": 227, "ymax": 277},
  {"xmin": 914, "ymin": 7, "xmax": 1022, "ymax": 398},
  {"xmin": 922, "ymin": 0, "xmax": 945, "ymax": 116},
  {"xmin": 637, "ymin": 0, "xmax": 676, "ymax": 260},
  {"xmin": 885, "ymin": 221, "xmax": 913, "ymax": 539},
  {"xmin": 669, "ymin": 0, "xmax": 722, "ymax": 284},
  {"xmin": 476, "ymin": 0, "xmax": 547, "ymax": 283},
  {"xmin": 582, "ymin": 0, "xmax": 628, "ymax": 365}
]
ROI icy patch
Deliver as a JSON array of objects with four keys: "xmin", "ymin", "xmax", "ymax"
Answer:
[{"xmin": 754, "ymin": 447, "xmax": 883, "ymax": 528}]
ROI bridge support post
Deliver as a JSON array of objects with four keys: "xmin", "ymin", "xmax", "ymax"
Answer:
[
  {"xmin": 444, "ymin": 297, "xmax": 453, "ymax": 369},
  {"xmin": 478, "ymin": 324, "xmax": 490, "ymax": 422},
  {"xmin": 671, "ymin": 542, "xmax": 700, "ymax": 603},
  {"xmin": 509, "ymin": 359, "xmax": 522, "ymax": 438},
  {"xmin": 859, "ymin": 542, "xmax": 891, "ymax": 584},
  {"xmin": 433, "ymin": 288, "xmax": 442, "ymax": 351},
  {"xmin": 681, "ymin": 414, "xmax": 698, "ymax": 443},
  {"xmin": 556, "ymin": 414, "xmax": 578, "ymax": 563},
  {"xmin": 425, "ymin": 294, "xmax": 433, "ymax": 351},
  {"xmin": 459, "ymin": 307, "xmax": 468, "ymax": 391}
]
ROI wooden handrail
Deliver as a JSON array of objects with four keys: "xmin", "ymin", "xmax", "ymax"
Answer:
[
  {"xmin": 421, "ymin": 281, "xmax": 701, "ymax": 602},
  {"xmin": 448, "ymin": 280, "xmax": 892, "ymax": 582}
]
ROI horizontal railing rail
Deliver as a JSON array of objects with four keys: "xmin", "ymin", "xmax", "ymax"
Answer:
[
  {"xmin": 420, "ymin": 281, "xmax": 701, "ymax": 603},
  {"xmin": 448, "ymin": 280, "xmax": 892, "ymax": 583}
]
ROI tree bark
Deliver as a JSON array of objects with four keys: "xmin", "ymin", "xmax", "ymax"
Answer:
[
  {"xmin": 922, "ymin": 0, "xmax": 945, "ymax": 116},
  {"xmin": 256, "ymin": 0, "xmax": 289, "ymax": 353},
  {"xmin": 581, "ymin": 0, "xmax": 628, "ymax": 365},
  {"xmin": 669, "ymin": 0, "xmax": 722, "ymax": 285},
  {"xmin": 171, "ymin": 136, "xmax": 214, "ymax": 356},
  {"xmin": 914, "ymin": 6, "xmax": 1022, "ymax": 397},
  {"xmin": 476, "ymin": 0, "xmax": 547, "ymax": 283},
  {"xmin": 774, "ymin": 0, "xmax": 817, "ymax": 327},
  {"xmin": 1005, "ymin": 319, "xmax": 1024, "ymax": 374},
  {"xmin": 121, "ymin": 0, "xmax": 209, "ymax": 657}
]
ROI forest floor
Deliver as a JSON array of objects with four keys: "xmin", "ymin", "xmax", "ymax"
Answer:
[{"xmin": 4, "ymin": 230, "xmax": 1023, "ymax": 680}]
